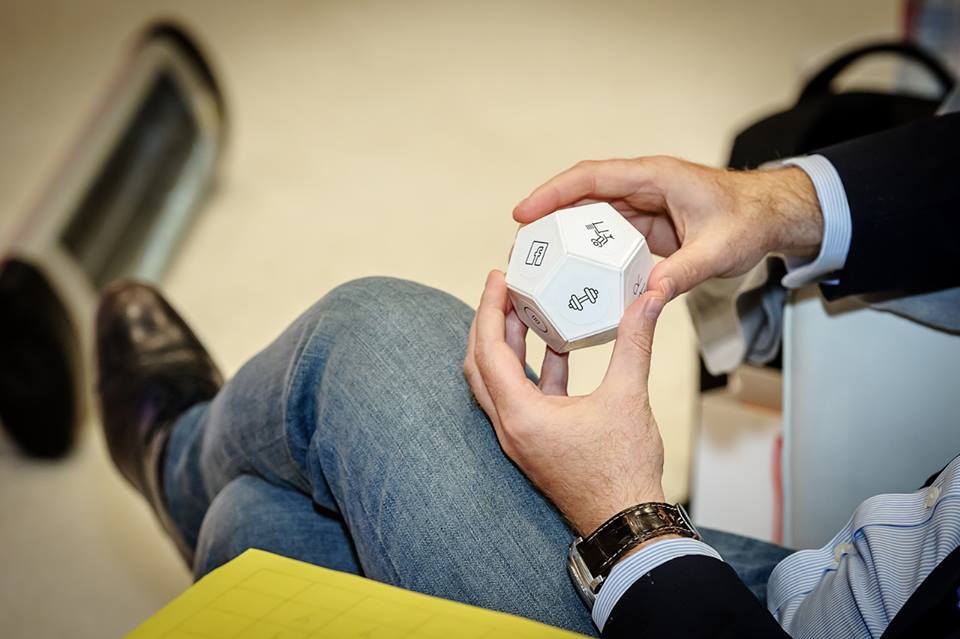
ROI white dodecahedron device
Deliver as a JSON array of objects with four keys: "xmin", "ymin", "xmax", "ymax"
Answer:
[{"xmin": 506, "ymin": 202, "xmax": 653, "ymax": 353}]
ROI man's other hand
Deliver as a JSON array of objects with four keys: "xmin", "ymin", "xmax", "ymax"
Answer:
[
  {"xmin": 514, "ymin": 157, "xmax": 823, "ymax": 301},
  {"xmin": 464, "ymin": 270, "xmax": 667, "ymax": 537}
]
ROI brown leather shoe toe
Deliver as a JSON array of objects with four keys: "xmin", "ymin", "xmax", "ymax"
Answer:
[{"xmin": 96, "ymin": 280, "xmax": 222, "ymax": 564}]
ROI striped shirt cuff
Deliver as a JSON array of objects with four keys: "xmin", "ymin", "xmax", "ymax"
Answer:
[
  {"xmin": 592, "ymin": 538, "xmax": 723, "ymax": 632},
  {"xmin": 779, "ymin": 154, "xmax": 852, "ymax": 289}
]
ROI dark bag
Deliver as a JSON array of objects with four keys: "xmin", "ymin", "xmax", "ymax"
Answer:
[{"xmin": 728, "ymin": 41, "xmax": 956, "ymax": 169}]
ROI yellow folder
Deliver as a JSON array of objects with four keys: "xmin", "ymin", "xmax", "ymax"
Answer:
[{"xmin": 128, "ymin": 548, "xmax": 589, "ymax": 638}]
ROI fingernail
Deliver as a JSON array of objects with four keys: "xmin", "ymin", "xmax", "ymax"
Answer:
[
  {"xmin": 644, "ymin": 294, "xmax": 664, "ymax": 319},
  {"xmin": 659, "ymin": 278, "xmax": 675, "ymax": 302}
]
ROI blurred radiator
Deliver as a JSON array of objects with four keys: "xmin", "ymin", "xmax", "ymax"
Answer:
[{"xmin": 0, "ymin": 24, "xmax": 226, "ymax": 456}]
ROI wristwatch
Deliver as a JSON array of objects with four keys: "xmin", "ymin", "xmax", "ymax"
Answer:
[{"xmin": 567, "ymin": 502, "xmax": 699, "ymax": 609}]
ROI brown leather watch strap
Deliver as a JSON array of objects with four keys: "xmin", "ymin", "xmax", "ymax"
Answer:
[{"xmin": 576, "ymin": 502, "xmax": 699, "ymax": 579}]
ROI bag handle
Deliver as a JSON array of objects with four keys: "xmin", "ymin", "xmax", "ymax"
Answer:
[{"xmin": 799, "ymin": 41, "xmax": 955, "ymax": 103}]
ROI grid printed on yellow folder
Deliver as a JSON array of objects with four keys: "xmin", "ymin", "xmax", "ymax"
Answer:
[{"xmin": 128, "ymin": 548, "xmax": 589, "ymax": 639}]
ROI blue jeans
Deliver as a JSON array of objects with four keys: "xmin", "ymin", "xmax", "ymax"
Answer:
[{"xmin": 163, "ymin": 277, "xmax": 791, "ymax": 636}]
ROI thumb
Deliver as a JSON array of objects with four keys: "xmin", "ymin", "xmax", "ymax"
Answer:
[
  {"xmin": 647, "ymin": 241, "xmax": 717, "ymax": 301},
  {"xmin": 602, "ymin": 290, "xmax": 665, "ymax": 392}
]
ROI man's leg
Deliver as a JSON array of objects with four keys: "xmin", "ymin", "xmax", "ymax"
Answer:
[
  {"xmin": 699, "ymin": 528, "xmax": 792, "ymax": 605},
  {"xmin": 163, "ymin": 277, "xmax": 599, "ymax": 635},
  {"xmin": 193, "ymin": 474, "xmax": 361, "ymax": 578}
]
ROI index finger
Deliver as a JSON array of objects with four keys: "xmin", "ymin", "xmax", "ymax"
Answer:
[
  {"xmin": 475, "ymin": 270, "xmax": 536, "ymax": 408},
  {"xmin": 513, "ymin": 158, "xmax": 654, "ymax": 223}
]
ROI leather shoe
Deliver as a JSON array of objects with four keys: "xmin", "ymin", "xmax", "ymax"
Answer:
[{"xmin": 95, "ymin": 281, "xmax": 223, "ymax": 564}]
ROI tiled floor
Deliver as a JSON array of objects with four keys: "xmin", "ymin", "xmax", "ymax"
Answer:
[{"xmin": 0, "ymin": 1, "xmax": 897, "ymax": 636}]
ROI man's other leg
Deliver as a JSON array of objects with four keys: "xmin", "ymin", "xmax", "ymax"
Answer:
[
  {"xmin": 193, "ymin": 474, "xmax": 361, "ymax": 578},
  {"xmin": 700, "ymin": 528, "xmax": 792, "ymax": 604},
  {"xmin": 163, "ymin": 277, "xmax": 598, "ymax": 636}
]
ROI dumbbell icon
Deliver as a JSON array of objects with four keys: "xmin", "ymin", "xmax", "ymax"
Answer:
[{"xmin": 568, "ymin": 287, "xmax": 599, "ymax": 311}]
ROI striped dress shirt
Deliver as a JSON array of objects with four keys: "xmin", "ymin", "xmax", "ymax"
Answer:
[{"xmin": 768, "ymin": 455, "xmax": 960, "ymax": 637}]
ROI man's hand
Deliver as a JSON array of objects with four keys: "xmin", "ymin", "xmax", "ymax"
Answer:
[
  {"xmin": 514, "ymin": 156, "xmax": 823, "ymax": 300},
  {"xmin": 464, "ymin": 270, "xmax": 667, "ymax": 536}
]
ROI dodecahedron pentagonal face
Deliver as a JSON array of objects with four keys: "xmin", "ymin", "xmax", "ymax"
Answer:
[{"xmin": 506, "ymin": 202, "xmax": 652, "ymax": 352}]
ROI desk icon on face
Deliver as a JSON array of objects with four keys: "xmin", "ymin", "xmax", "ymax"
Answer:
[
  {"xmin": 525, "ymin": 241, "xmax": 549, "ymax": 266},
  {"xmin": 586, "ymin": 221, "xmax": 614, "ymax": 247}
]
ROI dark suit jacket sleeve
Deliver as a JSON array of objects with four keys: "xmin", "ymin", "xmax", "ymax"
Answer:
[
  {"xmin": 601, "ymin": 555, "xmax": 790, "ymax": 638},
  {"xmin": 814, "ymin": 111, "xmax": 960, "ymax": 300}
]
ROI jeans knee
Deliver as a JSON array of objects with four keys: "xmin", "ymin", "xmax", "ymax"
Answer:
[
  {"xmin": 280, "ymin": 277, "xmax": 476, "ymax": 454},
  {"xmin": 325, "ymin": 276, "xmax": 404, "ymax": 305},
  {"xmin": 314, "ymin": 277, "xmax": 473, "ymax": 346}
]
